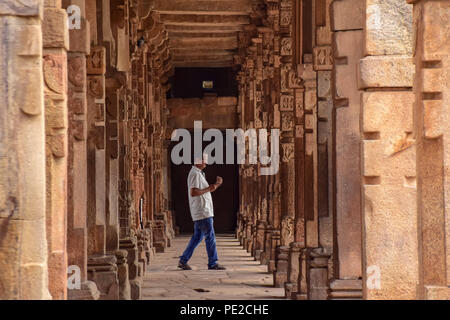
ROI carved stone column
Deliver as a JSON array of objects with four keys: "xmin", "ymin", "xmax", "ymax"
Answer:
[
  {"xmin": 86, "ymin": 46, "xmax": 119, "ymax": 300},
  {"xmin": 42, "ymin": 2, "xmax": 69, "ymax": 299},
  {"xmin": 360, "ymin": 0, "xmax": 417, "ymax": 299},
  {"xmin": 410, "ymin": 0, "xmax": 450, "ymax": 300},
  {"xmin": 64, "ymin": 0, "xmax": 100, "ymax": 300},
  {"xmin": 106, "ymin": 80, "xmax": 131, "ymax": 300},
  {"xmin": 328, "ymin": 0, "xmax": 364, "ymax": 299},
  {"xmin": 0, "ymin": 1, "xmax": 51, "ymax": 299}
]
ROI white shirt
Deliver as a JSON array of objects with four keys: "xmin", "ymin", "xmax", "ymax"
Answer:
[{"xmin": 187, "ymin": 166, "xmax": 214, "ymax": 221}]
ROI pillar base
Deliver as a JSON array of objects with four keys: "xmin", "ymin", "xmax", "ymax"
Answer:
[
  {"xmin": 115, "ymin": 250, "xmax": 131, "ymax": 300},
  {"xmin": 254, "ymin": 249, "xmax": 262, "ymax": 261},
  {"xmin": 260, "ymin": 252, "xmax": 269, "ymax": 265},
  {"xmin": 268, "ymin": 260, "xmax": 276, "ymax": 273},
  {"xmin": 87, "ymin": 254, "xmax": 119, "ymax": 300},
  {"xmin": 68, "ymin": 281, "xmax": 100, "ymax": 300},
  {"xmin": 309, "ymin": 248, "xmax": 331, "ymax": 300},
  {"xmin": 245, "ymin": 238, "xmax": 252, "ymax": 253},
  {"xmin": 130, "ymin": 279, "xmax": 142, "ymax": 300},
  {"xmin": 284, "ymin": 282, "xmax": 298, "ymax": 299},
  {"xmin": 273, "ymin": 246, "xmax": 289, "ymax": 288},
  {"xmin": 424, "ymin": 286, "xmax": 450, "ymax": 300},
  {"xmin": 285, "ymin": 242, "xmax": 303, "ymax": 298},
  {"xmin": 119, "ymin": 237, "xmax": 142, "ymax": 300},
  {"xmin": 328, "ymin": 279, "xmax": 363, "ymax": 300}
]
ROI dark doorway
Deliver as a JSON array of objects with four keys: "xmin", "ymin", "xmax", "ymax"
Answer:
[
  {"xmin": 168, "ymin": 67, "xmax": 238, "ymax": 99},
  {"xmin": 169, "ymin": 133, "xmax": 239, "ymax": 234}
]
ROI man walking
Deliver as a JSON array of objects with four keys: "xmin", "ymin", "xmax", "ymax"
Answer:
[{"xmin": 178, "ymin": 154, "xmax": 226, "ymax": 270}]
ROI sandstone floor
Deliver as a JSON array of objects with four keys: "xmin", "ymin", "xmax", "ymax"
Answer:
[{"xmin": 142, "ymin": 235, "xmax": 285, "ymax": 300}]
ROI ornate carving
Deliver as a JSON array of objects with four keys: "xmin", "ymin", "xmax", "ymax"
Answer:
[
  {"xmin": 68, "ymin": 56, "xmax": 85, "ymax": 90},
  {"xmin": 43, "ymin": 54, "xmax": 65, "ymax": 94},
  {"xmin": 313, "ymin": 46, "xmax": 334, "ymax": 71},
  {"xmin": 280, "ymin": 10, "xmax": 292, "ymax": 27},
  {"xmin": 281, "ymin": 112, "xmax": 295, "ymax": 131},
  {"xmin": 280, "ymin": 94, "xmax": 294, "ymax": 111},
  {"xmin": 281, "ymin": 216, "xmax": 294, "ymax": 244},
  {"xmin": 88, "ymin": 76, "xmax": 104, "ymax": 98},
  {"xmin": 282, "ymin": 143, "xmax": 295, "ymax": 162},
  {"xmin": 87, "ymin": 46, "xmax": 106, "ymax": 75},
  {"xmin": 281, "ymin": 38, "xmax": 292, "ymax": 56}
]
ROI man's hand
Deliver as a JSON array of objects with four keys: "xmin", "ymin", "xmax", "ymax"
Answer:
[
  {"xmin": 191, "ymin": 177, "xmax": 223, "ymax": 196},
  {"xmin": 209, "ymin": 176, "xmax": 223, "ymax": 193}
]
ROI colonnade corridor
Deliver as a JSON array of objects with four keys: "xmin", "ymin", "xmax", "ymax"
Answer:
[
  {"xmin": 1, "ymin": 0, "xmax": 449, "ymax": 301},
  {"xmin": 142, "ymin": 235, "xmax": 284, "ymax": 300}
]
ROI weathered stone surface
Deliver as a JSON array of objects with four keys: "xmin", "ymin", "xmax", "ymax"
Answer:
[
  {"xmin": 412, "ymin": 0, "xmax": 450, "ymax": 296},
  {"xmin": 0, "ymin": 14, "xmax": 50, "ymax": 300},
  {"xmin": 359, "ymin": 55, "xmax": 414, "ymax": 88},
  {"xmin": 334, "ymin": 29, "xmax": 364, "ymax": 279},
  {"xmin": 42, "ymin": 8, "xmax": 69, "ymax": 49},
  {"xmin": 0, "ymin": 0, "xmax": 41, "ymax": 16},
  {"xmin": 331, "ymin": 0, "xmax": 364, "ymax": 31},
  {"xmin": 365, "ymin": 0, "xmax": 413, "ymax": 55},
  {"xmin": 69, "ymin": 18, "xmax": 90, "ymax": 54},
  {"xmin": 362, "ymin": 91, "xmax": 418, "ymax": 300}
]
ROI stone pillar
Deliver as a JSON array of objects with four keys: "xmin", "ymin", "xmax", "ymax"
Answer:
[
  {"xmin": 86, "ymin": 46, "xmax": 119, "ymax": 300},
  {"xmin": 269, "ymin": 171, "xmax": 281, "ymax": 273},
  {"xmin": 260, "ymin": 175, "xmax": 273, "ymax": 266},
  {"xmin": 329, "ymin": 0, "xmax": 364, "ymax": 299},
  {"xmin": 106, "ymin": 82, "xmax": 131, "ymax": 300},
  {"xmin": 64, "ymin": 0, "xmax": 100, "ymax": 300},
  {"xmin": 285, "ymin": 74, "xmax": 308, "ymax": 298},
  {"xmin": 0, "ymin": 0, "xmax": 51, "ymax": 300},
  {"xmin": 314, "ymin": 10, "xmax": 335, "ymax": 296},
  {"xmin": 409, "ymin": 0, "xmax": 450, "ymax": 300},
  {"xmin": 42, "ymin": 2, "xmax": 69, "ymax": 299},
  {"xmin": 118, "ymin": 86, "xmax": 141, "ymax": 300},
  {"xmin": 273, "ymin": 0, "xmax": 297, "ymax": 289},
  {"xmin": 360, "ymin": 0, "xmax": 418, "ymax": 299}
]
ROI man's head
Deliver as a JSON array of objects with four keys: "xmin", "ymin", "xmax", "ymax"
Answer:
[{"xmin": 194, "ymin": 153, "xmax": 208, "ymax": 170}]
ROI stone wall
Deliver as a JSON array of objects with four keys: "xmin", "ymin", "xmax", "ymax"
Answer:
[
  {"xmin": 0, "ymin": 0, "xmax": 51, "ymax": 300},
  {"xmin": 0, "ymin": 0, "xmax": 448, "ymax": 300}
]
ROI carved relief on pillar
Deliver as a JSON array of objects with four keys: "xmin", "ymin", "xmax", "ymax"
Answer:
[
  {"xmin": 281, "ymin": 142, "xmax": 295, "ymax": 163},
  {"xmin": 87, "ymin": 46, "xmax": 107, "ymax": 75},
  {"xmin": 281, "ymin": 38, "xmax": 292, "ymax": 56},
  {"xmin": 313, "ymin": 46, "xmax": 334, "ymax": 71},
  {"xmin": 280, "ymin": 217, "xmax": 294, "ymax": 246},
  {"xmin": 281, "ymin": 112, "xmax": 295, "ymax": 132},
  {"xmin": 43, "ymin": 54, "xmax": 66, "ymax": 95},
  {"xmin": 280, "ymin": 94, "xmax": 294, "ymax": 111}
]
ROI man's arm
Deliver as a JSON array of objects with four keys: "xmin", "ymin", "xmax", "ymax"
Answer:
[{"xmin": 190, "ymin": 176, "xmax": 223, "ymax": 197}]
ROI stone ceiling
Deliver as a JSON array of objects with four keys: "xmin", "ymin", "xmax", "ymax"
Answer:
[{"xmin": 154, "ymin": 0, "xmax": 253, "ymax": 68}]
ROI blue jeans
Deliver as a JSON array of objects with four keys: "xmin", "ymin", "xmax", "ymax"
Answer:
[{"xmin": 180, "ymin": 217, "xmax": 218, "ymax": 268}]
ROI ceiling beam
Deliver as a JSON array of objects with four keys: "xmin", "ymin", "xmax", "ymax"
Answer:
[
  {"xmin": 159, "ymin": 13, "xmax": 250, "ymax": 26},
  {"xmin": 169, "ymin": 37, "xmax": 238, "ymax": 50},
  {"xmin": 164, "ymin": 25, "xmax": 245, "ymax": 32},
  {"xmin": 173, "ymin": 61, "xmax": 234, "ymax": 68},
  {"xmin": 154, "ymin": 0, "xmax": 252, "ymax": 12},
  {"xmin": 172, "ymin": 55, "xmax": 234, "ymax": 62},
  {"xmin": 170, "ymin": 49, "xmax": 235, "ymax": 56},
  {"xmin": 168, "ymin": 32, "xmax": 238, "ymax": 38},
  {"xmin": 156, "ymin": 10, "xmax": 251, "ymax": 16}
]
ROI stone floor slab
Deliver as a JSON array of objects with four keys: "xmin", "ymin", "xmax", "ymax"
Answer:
[{"xmin": 142, "ymin": 235, "xmax": 285, "ymax": 300}]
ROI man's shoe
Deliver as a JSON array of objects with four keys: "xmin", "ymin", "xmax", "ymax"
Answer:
[
  {"xmin": 208, "ymin": 263, "xmax": 226, "ymax": 270},
  {"xmin": 178, "ymin": 262, "xmax": 192, "ymax": 270}
]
